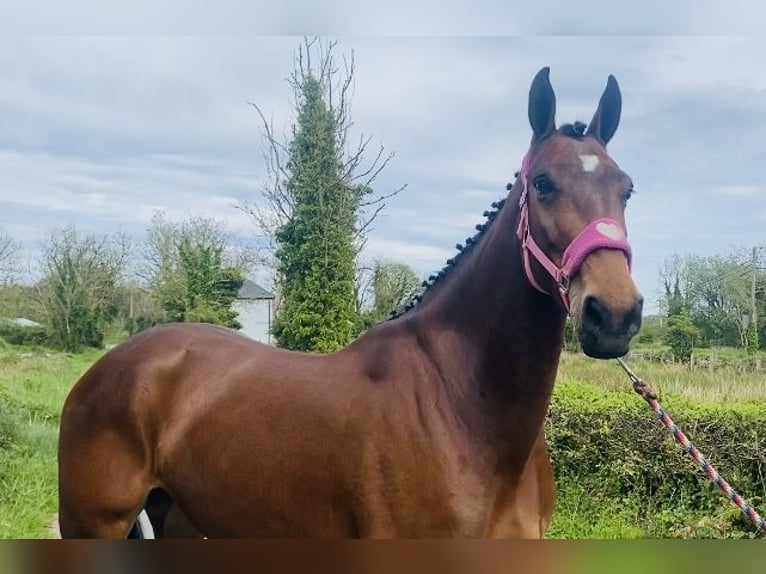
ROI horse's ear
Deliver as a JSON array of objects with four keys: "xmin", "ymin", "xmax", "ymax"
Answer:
[
  {"xmin": 528, "ymin": 67, "xmax": 556, "ymax": 143},
  {"xmin": 586, "ymin": 75, "xmax": 622, "ymax": 146}
]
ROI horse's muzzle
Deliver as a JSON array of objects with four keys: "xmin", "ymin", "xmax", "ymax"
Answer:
[{"xmin": 578, "ymin": 294, "xmax": 643, "ymax": 359}]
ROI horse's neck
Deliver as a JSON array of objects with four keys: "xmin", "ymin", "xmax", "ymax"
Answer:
[{"xmin": 413, "ymin": 187, "xmax": 566, "ymax": 461}]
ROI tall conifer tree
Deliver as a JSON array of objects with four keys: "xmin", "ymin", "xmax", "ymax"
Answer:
[{"xmin": 272, "ymin": 75, "xmax": 360, "ymax": 351}]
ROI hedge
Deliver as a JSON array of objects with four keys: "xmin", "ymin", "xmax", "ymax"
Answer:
[
  {"xmin": 0, "ymin": 324, "xmax": 48, "ymax": 347},
  {"xmin": 546, "ymin": 380, "xmax": 766, "ymax": 538}
]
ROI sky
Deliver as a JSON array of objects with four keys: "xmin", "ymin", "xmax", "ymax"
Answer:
[{"xmin": 1, "ymin": 36, "xmax": 765, "ymax": 314}]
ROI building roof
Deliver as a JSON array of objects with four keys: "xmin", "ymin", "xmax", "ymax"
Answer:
[
  {"xmin": 3, "ymin": 317, "xmax": 43, "ymax": 328},
  {"xmin": 238, "ymin": 279, "xmax": 275, "ymax": 300}
]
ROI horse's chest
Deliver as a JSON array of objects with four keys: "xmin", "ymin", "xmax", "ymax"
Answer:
[
  {"xmin": 445, "ymin": 470, "xmax": 497, "ymax": 536},
  {"xmin": 442, "ymin": 446, "xmax": 555, "ymax": 538}
]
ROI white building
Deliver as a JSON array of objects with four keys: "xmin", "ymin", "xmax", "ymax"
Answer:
[{"xmin": 233, "ymin": 280, "xmax": 275, "ymax": 345}]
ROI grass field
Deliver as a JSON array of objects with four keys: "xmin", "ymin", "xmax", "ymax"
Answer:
[
  {"xmin": 0, "ymin": 340, "xmax": 764, "ymax": 538},
  {"xmin": 0, "ymin": 341, "xmax": 102, "ymax": 538},
  {"xmin": 558, "ymin": 350, "xmax": 766, "ymax": 404}
]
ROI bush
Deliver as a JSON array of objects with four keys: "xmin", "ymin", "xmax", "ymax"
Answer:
[
  {"xmin": 637, "ymin": 330, "xmax": 655, "ymax": 345},
  {"xmin": 0, "ymin": 323, "xmax": 48, "ymax": 347},
  {"xmin": 635, "ymin": 315, "xmax": 666, "ymax": 347},
  {"xmin": 547, "ymin": 380, "xmax": 766, "ymax": 538},
  {"xmin": 665, "ymin": 314, "xmax": 699, "ymax": 363}
]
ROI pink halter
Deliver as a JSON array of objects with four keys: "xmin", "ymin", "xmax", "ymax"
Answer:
[{"xmin": 515, "ymin": 151, "xmax": 632, "ymax": 313}]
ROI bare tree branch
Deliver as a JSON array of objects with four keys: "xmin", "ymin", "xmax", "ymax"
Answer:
[
  {"xmin": 0, "ymin": 228, "xmax": 21, "ymax": 284},
  {"xmin": 360, "ymin": 183, "xmax": 408, "ymax": 208},
  {"xmin": 355, "ymin": 204, "xmax": 386, "ymax": 240},
  {"xmin": 242, "ymin": 36, "xmax": 407, "ymax": 299}
]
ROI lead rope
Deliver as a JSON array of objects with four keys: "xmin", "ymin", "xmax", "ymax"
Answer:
[{"xmin": 616, "ymin": 357, "xmax": 766, "ymax": 535}]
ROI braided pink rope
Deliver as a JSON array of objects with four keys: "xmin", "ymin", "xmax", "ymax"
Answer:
[{"xmin": 616, "ymin": 358, "xmax": 766, "ymax": 535}]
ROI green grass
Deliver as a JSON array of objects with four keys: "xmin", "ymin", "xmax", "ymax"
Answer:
[
  {"xmin": 547, "ymin": 482, "xmax": 757, "ymax": 539},
  {"xmin": 557, "ymin": 350, "xmax": 766, "ymax": 404},
  {"xmin": 545, "ymin": 483, "xmax": 646, "ymax": 539},
  {"xmin": 0, "ymin": 344, "xmax": 103, "ymax": 538}
]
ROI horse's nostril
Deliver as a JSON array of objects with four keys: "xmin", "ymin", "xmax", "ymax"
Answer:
[
  {"xmin": 583, "ymin": 295, "xmax": 643, "ymax": 337},
  {"xmin": 583, "ymin": 295, "xmax": 610, "ymax": 330},
  {"xmin": 625, "ymin": 298, "xmax": 644, "ymax": 334}
]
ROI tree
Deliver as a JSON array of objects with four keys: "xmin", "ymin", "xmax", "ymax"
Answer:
[
  {"xmin": 665, "ymin": 313, "xmax": 699, "ymax": 363},
  {"xmin": 357, "ymin": 260, "xmax": 421, "ymax": 331},
  {"xmin": 0, "ymin": 229, "xmax": 36, "ymax": 322},
  {"xmin": 112, "ymin": 283, "xmax": 164, "ymax": 337},
  {"xmin": 0, "ymin": 228, "xmax": 20, "ymax": 285},
  {"xmin": 562, "ymin": 318, "xmax": 580, "ymax": 352},
  {"xmin": 658, "ymin": 250, "xmax": 760, "ymax": 349},
  {"xmin": 143, "ymin": 213, "xmax": 249, "ymax": 330},
  {"xmin": 746, "ymin": 319, "xmax": 759, "ymax": 355},
  {"xmin": 0, "ymin": 285, "xmax": 40, "ymax": 322},
  {"xmin": 659, "ymin": 254, "xmax": 686, "ymax": 318},
  {"xmin": 38, "ymin": 226, "xmax": 131, "ymax": 352},
  {"xmin": 270, "ymin": 72, "xmax": 359, "ymax": 351},
  {"xmin": 242, "ymin": 38, "xmax": 405, "ymax": 352}
]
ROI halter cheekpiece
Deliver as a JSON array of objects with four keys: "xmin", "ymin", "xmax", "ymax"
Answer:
[{"xmin": 514, "ymin": 151, "xmax": 632, "ymax": 313}]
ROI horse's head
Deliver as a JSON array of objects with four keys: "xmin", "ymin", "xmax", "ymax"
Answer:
[{"xmin": 516, "ymin": 67, "xmax": 643, "ymax": 359}]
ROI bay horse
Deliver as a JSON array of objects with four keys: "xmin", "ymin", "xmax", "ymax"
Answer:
[{"xmin": 57, "ymin": 67, "xmax": 643, "ymax": 538}]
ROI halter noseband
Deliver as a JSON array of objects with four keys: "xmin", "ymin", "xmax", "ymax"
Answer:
[{"xmin": 514, "ymin": 151, "xmax": 632, "ymax": 313}]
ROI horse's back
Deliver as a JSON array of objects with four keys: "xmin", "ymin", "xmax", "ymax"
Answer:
[
  {"xmin": 61, "ymin": 324, "xmax": 268, "ymax": 439},
  {"xmin": 60, "ymin": 322, "xmax": 361, "ymax": 465}
]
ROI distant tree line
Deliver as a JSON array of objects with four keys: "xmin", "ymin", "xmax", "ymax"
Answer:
[
  {"xmin": 654, "ymin": 249, "xmax": 766, "ymax": 361},
  {"xmin": 0, "ymin": 216, "xmax": 250, "ymax": 352},
  {"xmin": 0, "ymin": 217, "xmax": 420, "ymax": 353}
]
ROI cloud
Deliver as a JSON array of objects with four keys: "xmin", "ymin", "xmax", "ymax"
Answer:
[
  {"xmin": 1, "ymin": 36, "xmax": 765, "ymax": 317},
  {"xmin": 0, "ymin": 150, "xmax": 258, "ymax": 247},
  {"xmin": 3, "ymin": 1, "xmax": 761, "ymax": 35},
  {"xmin": 715, "ymin": 185, "xmax": 763, "ymax": 198}
]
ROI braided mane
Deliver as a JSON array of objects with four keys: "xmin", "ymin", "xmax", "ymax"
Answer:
[{"xmin": 385, "ymin": 180, "xmax": 516, "ymax": 321}]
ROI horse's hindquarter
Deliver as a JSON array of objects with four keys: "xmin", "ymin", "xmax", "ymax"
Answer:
[{"xmin": 57, "ymin": 324, "xmax": 359, "ymax": 537}]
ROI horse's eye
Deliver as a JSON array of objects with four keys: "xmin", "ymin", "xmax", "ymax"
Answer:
[
  {"xmin": 623, "ymin": 186, "xmax": 635, "ymax": 204},
  {"xmin": 533, "ymin": 176, "xmax": 556, "ymax": 197}
]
